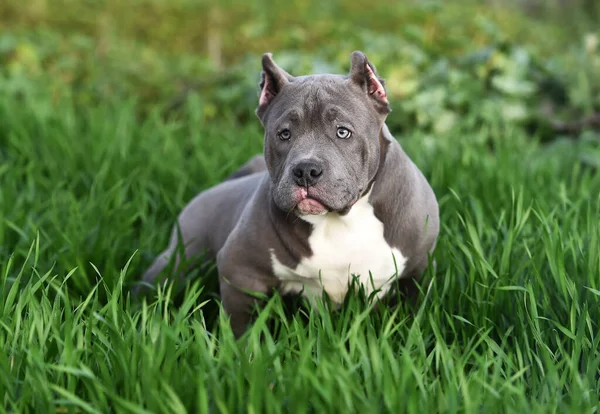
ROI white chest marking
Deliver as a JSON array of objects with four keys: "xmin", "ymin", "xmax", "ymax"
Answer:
[{"xmin": 270, "ymin": 193, "xmax": 407, "ymax": 306}]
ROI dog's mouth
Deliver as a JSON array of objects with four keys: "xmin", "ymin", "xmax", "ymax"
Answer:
[
  {"xmin": 286, "ymin": 185, "xmax": 360, "ymax": 217},
  {"xmin": 294, "ymin": 193, "xmax": 359, "ymax": 216},
  {"xmin": 296, "ymin": 197, "xmax": 328, "ymax": 216}
]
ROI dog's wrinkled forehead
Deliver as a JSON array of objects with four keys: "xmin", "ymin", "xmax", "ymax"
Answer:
[{"xmin": 263, "ymin": 75, "xmax": 369, "ymax": 123}]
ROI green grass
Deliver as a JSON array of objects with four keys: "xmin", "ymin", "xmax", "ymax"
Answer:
[{"xmin": 2, "ymin": 68, "xmax": 600, "ymax": 412}]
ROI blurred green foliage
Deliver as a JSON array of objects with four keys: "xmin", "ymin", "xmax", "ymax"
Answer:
[{"xmin": 0, "ymin": 0, "xmax": 599, "ymax": 140}]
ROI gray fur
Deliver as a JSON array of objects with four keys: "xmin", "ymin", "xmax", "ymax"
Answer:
[{"xmin": 133, "ymin": 51, "xmax": 439, "ymax": 337}]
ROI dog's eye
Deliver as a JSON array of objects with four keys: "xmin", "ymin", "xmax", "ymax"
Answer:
[
  {"xmin": 279, "ymin": 129, "xmax": 291, "ymax": 140},
  {"xmin": 336, "ymin": 127, "xmax": 352, "ymax": 139}
]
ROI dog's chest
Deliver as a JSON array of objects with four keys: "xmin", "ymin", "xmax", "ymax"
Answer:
[{"xmin": 270, "ymin": 197, "xmax": 407, "ymax": 305}]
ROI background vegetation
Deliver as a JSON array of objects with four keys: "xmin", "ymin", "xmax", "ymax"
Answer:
[{"xmin": 1, "ymin": 0, "xmax": 599, "ymax": 412}]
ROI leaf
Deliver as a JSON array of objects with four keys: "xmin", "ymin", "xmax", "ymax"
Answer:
[{"xmin": 492, "ymin": 75, "xmax": 536, "ymax": 97}]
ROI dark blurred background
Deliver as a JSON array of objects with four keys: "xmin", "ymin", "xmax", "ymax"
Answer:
[{"xmin": 1, "ymin": 0, "xmax": 599, "ymax": 148}]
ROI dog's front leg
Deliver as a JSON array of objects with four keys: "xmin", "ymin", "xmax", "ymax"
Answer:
[{"xmin": 218, "ymin": 270, "xmax": 276, "ymax": 338}]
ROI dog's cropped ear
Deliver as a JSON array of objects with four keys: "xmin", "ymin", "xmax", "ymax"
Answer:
[
  {"xmin": 348, "ymin": 51, "xmax": 390, "ymax": 114},
  {"xmin": 256, "ymin": 53, "xmax": 293, "ymax": 117}
]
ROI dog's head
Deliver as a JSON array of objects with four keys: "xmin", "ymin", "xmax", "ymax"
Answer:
[{"xmin": 256, "ymin": 51, "xmax": 391, "ymax": 217}]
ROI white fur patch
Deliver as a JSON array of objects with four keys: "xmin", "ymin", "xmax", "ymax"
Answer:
[{"xmin": 270, "ymin": 191, "xmax": 407, "ymax": 306}]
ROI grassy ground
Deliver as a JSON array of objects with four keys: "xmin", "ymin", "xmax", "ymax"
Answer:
[{"xmin": 2, "ymin": 1, "xmax": 600, "ymax": 412}]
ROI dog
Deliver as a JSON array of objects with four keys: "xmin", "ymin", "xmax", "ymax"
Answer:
[{"xmin": 133, "ymin": 51, "xmax": 440, "ymax": 337}]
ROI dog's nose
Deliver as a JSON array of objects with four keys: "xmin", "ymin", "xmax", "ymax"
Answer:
[{"xmin": 292, "ymin": 161, "xmax": 323, "ymax": 187}]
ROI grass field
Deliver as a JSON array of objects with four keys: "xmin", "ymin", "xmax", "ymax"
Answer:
[
  {"xmin": 2, "ymin": 1, "xmax": 600, "ymax": 412},
  {"xmin": 2, "ymin": 79, "xmax": 600, "ymax": 412}
]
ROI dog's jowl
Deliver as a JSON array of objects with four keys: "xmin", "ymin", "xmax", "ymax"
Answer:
[{"xmin": 134, "ymin": 51, "xmax": 440, "ymax": 337}]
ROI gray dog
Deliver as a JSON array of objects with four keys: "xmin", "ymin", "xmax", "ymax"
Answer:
[{"xmin": 135, "ymin": 51, "xmax": 439, "ymax": 337}]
